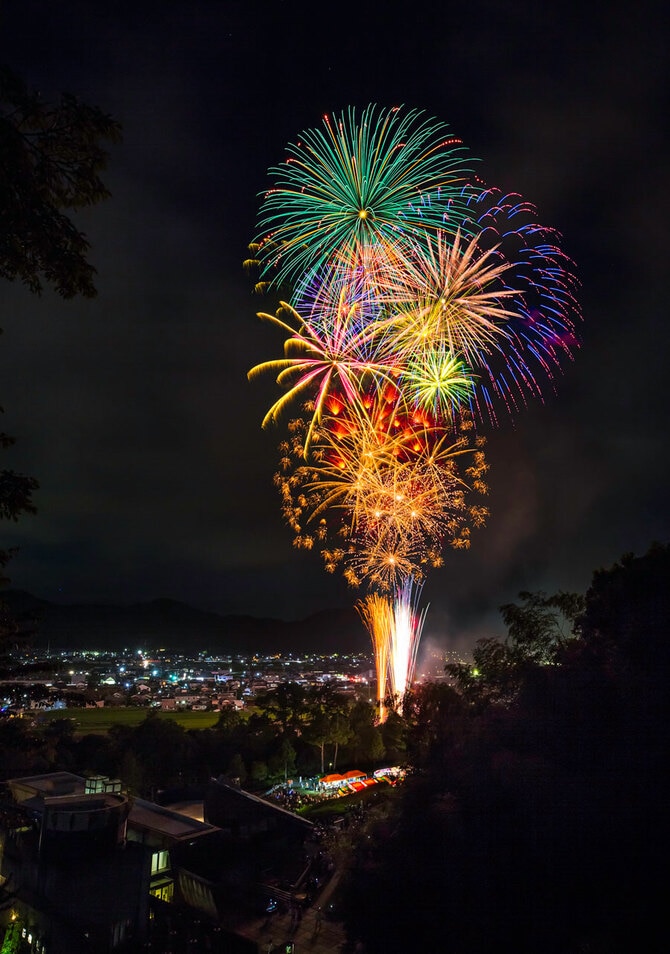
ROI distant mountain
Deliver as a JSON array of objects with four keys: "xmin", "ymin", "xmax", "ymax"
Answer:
[{"xmin": 1, "ymin": 590, "xmax": 369, "ymax": 655}]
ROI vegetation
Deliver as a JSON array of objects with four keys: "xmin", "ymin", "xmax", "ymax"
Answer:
[
  {"xmin": 339, "ymin": 543, "xmax": 670, "ymax": 953},
  {"xmin": 0, "ymin": 66, "xmax": 121, "ymax": 299},
  {"xmin": 36, "ymin": 706, "xmax": 221, "ymax": 734},
  {"xmin": 0, "ymin": 64, "xmax": 120, "ymax": 638},
  {"xmin": 0, "ymin": 685, "xmax": 385, "ymax": 797},
  {"xmin": 1, "ymin": 543, "xmax": 667, "ymax": 952}
]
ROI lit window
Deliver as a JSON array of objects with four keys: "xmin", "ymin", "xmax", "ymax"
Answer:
[{"xmin": 151, "ymin": 850, "xmax": 169, "ymax": 874}]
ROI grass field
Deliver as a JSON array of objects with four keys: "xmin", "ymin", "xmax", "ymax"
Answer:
[{"xmin": 35, "ymin": 707, "xmax": 221, "ymax": 734}]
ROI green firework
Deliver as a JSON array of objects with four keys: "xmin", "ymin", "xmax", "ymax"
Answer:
[{"xmin": 255, "ymin": 104, "xmax": 479, "ymax": 287}]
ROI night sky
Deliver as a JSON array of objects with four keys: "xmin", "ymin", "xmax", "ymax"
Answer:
[{"xmin": 1, "ymin": 0, "xmax": 668, "ymax": 653}]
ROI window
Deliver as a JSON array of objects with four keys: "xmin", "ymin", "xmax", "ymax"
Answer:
[
  {"xmin": 151, "ymin": 850, "xmax": 169, "ymax": 875},
  {"xmin": 149, "ymin": 882, "xmax": 174, "ymax": 903}
]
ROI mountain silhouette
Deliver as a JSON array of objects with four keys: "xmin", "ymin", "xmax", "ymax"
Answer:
[{"xmin": 2, "ymin": 590, "xmax": 369, "ymax": 655}]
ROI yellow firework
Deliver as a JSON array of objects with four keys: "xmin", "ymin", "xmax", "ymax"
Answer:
[
  {"xmin": 402, "ymin": 346, "xmax": 476, "ymax": 417},
  {"xmin": 247, "ymin": 296, "xmax": 399, "ymax": 453},
  {"xmin": 381, "ymin": 229, "xmax": 517, "ymax": 367},
  {"xmin": 356, "ymin": 579, "xmax": 428, "ymax": 722},
  {"xmin": 356, "ymin": 592, "xmax": 393, "ymax": 722}
]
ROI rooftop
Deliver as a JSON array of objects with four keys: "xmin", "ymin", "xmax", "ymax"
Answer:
[{"xmin": 129, "ymin": 799, "xmax": 217, "ymax": 841}]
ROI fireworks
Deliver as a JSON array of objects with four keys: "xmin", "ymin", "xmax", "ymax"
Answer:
[
  {"xmin": 254, "ymin": 105, "xmax": 478, "ymax": 288},
  {"xmin": 357, "ymin": 579, "xmax": 427, "ymax": 719},
  {"xmin": 248, "ymin": 106, "xmax": 580, "ymax": 720},
  {"xmin": 274, "ymin": 408, "xmax": 488, "ymax": 589}
]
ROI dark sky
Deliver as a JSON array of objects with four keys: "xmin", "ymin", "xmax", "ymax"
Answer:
[{"xmin": 1, "ymin": 0, "xmax": 668, "ymax": 653}]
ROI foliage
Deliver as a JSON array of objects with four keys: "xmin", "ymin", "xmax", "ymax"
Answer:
[
  {"xmin": 379, "ymin": 707, "xmax": 407, "ymax": 763},
  {"xmin": 0, "ymin": 441, "xmax": 38, "ymax": 523},
  {"xmin": 253, "ymin": 681, "xmax": 307, "ymax": 732},
  {"xmin": 0, "ymin": 66, "xmax": 121, "ymax": 299},
  {"xmin": 226, "ymin": 752, "xmax": 247, "ymax": 784},
  {"xmin": 578, "ymin": 541, "xmax": 670, "ymax": 674},
  {"xmin": 338, "ymin": 548, "xmax": 670, "ymax": 953},
  {"xmin": 500, "ymin": 589, "xmax": 584, "ymax": 660},
  {"xmin": 0, "ymin": 65, "xmax": 120, "ymax": 633},
  {"xmin": 447, "ymin": 589, "xmax": 584, "ymax": 708},
  {"xmin": 268, "ymin": 736, "xmax": 296, "ymax": 781},
  {"xmin": 402, "ymin": 681, "xmax": 467, "ymax": 770},
  {"xmin": 0, "ymin": 376, "xmax": 34, "ymax": 612},
  {"xmin": 3, "ymin": 687, "xmax": 385, "ymax": 795},
  {"xmin": 0, "ymin": 409, "xmax": 39, "ymax": 597}
]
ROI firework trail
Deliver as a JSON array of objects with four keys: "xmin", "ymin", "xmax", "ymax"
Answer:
[
  {"xmin": 248, "ymin": 106, "xmax": 580, "ymax": 720},
  {"xmin": 356, "ymin": 592, "xmax": 393, "ymax": 722},
  {"xmin": 357, "ymin": 579, "xmax": 427, "ymax": 717}
]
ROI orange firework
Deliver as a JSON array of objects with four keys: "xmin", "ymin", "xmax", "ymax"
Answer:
[
  {"xmin": 357, "ymin": 579, "xmax": 428, "ymax": 722},
  {"xmin": 356, "ymin": 592, "xmax": 393, "ymax": 722},
  {"xmin": 274, "ymin": 403, "xmax": 488, "ymax": 591}
]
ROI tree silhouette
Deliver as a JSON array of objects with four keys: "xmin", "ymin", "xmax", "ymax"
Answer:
[
  {"xmin": 0, "ymin": 414, "xmax": 39, "ymax": 598},
  {"xmin": 447, "ymin": 590, "xmax": 583, "ymax": 708},
  {"xmin": 340, "ymin": 547, "xmax": 670, "ymax": 953},
  {"xmin": 0, "ymin": 66, "xmax": 121, "ymax": 298},
  {"xmin": 0, "ymin": 64, "xmax": 119, "ymax": 620}
]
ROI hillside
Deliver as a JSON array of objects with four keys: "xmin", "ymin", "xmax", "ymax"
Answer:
[{"xmin": 1, "ymin": 590, "xmax": 369, "ymax": 655}]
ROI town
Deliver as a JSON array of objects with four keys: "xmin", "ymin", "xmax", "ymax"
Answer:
[
  {"xmin": 0, "ymin": 646, "xmax": 467, "ymax": 716},
  {"xmin": 0, "ymin": 642, "xmax": 449, "ymax": 954}
]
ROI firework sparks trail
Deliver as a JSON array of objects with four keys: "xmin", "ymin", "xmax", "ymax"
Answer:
[
  {"xmin": 390, "ymin": 578, "xmax": 428, "ymax": 701},
  {"xmin": 356, "ymin": 592, "xmax": 393, "ymax": 723},
  {"xmin": 357, "ymin": 578, "xmax": 427, "ymax": 719},
  {"xmin": 247, "ymin": 106, "xmax": 580, "ymax": 721}
]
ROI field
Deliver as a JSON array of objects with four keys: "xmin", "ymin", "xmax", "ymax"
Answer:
[{"xmin": 35, "ymin": 707, "xmax": 220, "ymax": 734}]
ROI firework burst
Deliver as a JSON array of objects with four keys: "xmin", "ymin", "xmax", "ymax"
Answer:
[
  {"xmin": 248, "ymin": 106, "xmax": 580, "ymax": 721},
  {"xmin": 274, "ymin": 408, "xmax": 488, "ymax": 591},
  {"xmin": 255, "ymin": 104, "xmax": 479, "ymax": 287}
]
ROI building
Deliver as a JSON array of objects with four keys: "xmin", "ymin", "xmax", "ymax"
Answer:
[
  {"xmin": 0, "ymin": 772, "xmax": 147, "ymax": 953},
  {"xmin": 0, "ymin": 772, "xmax": 321, "ymax": 954}
]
